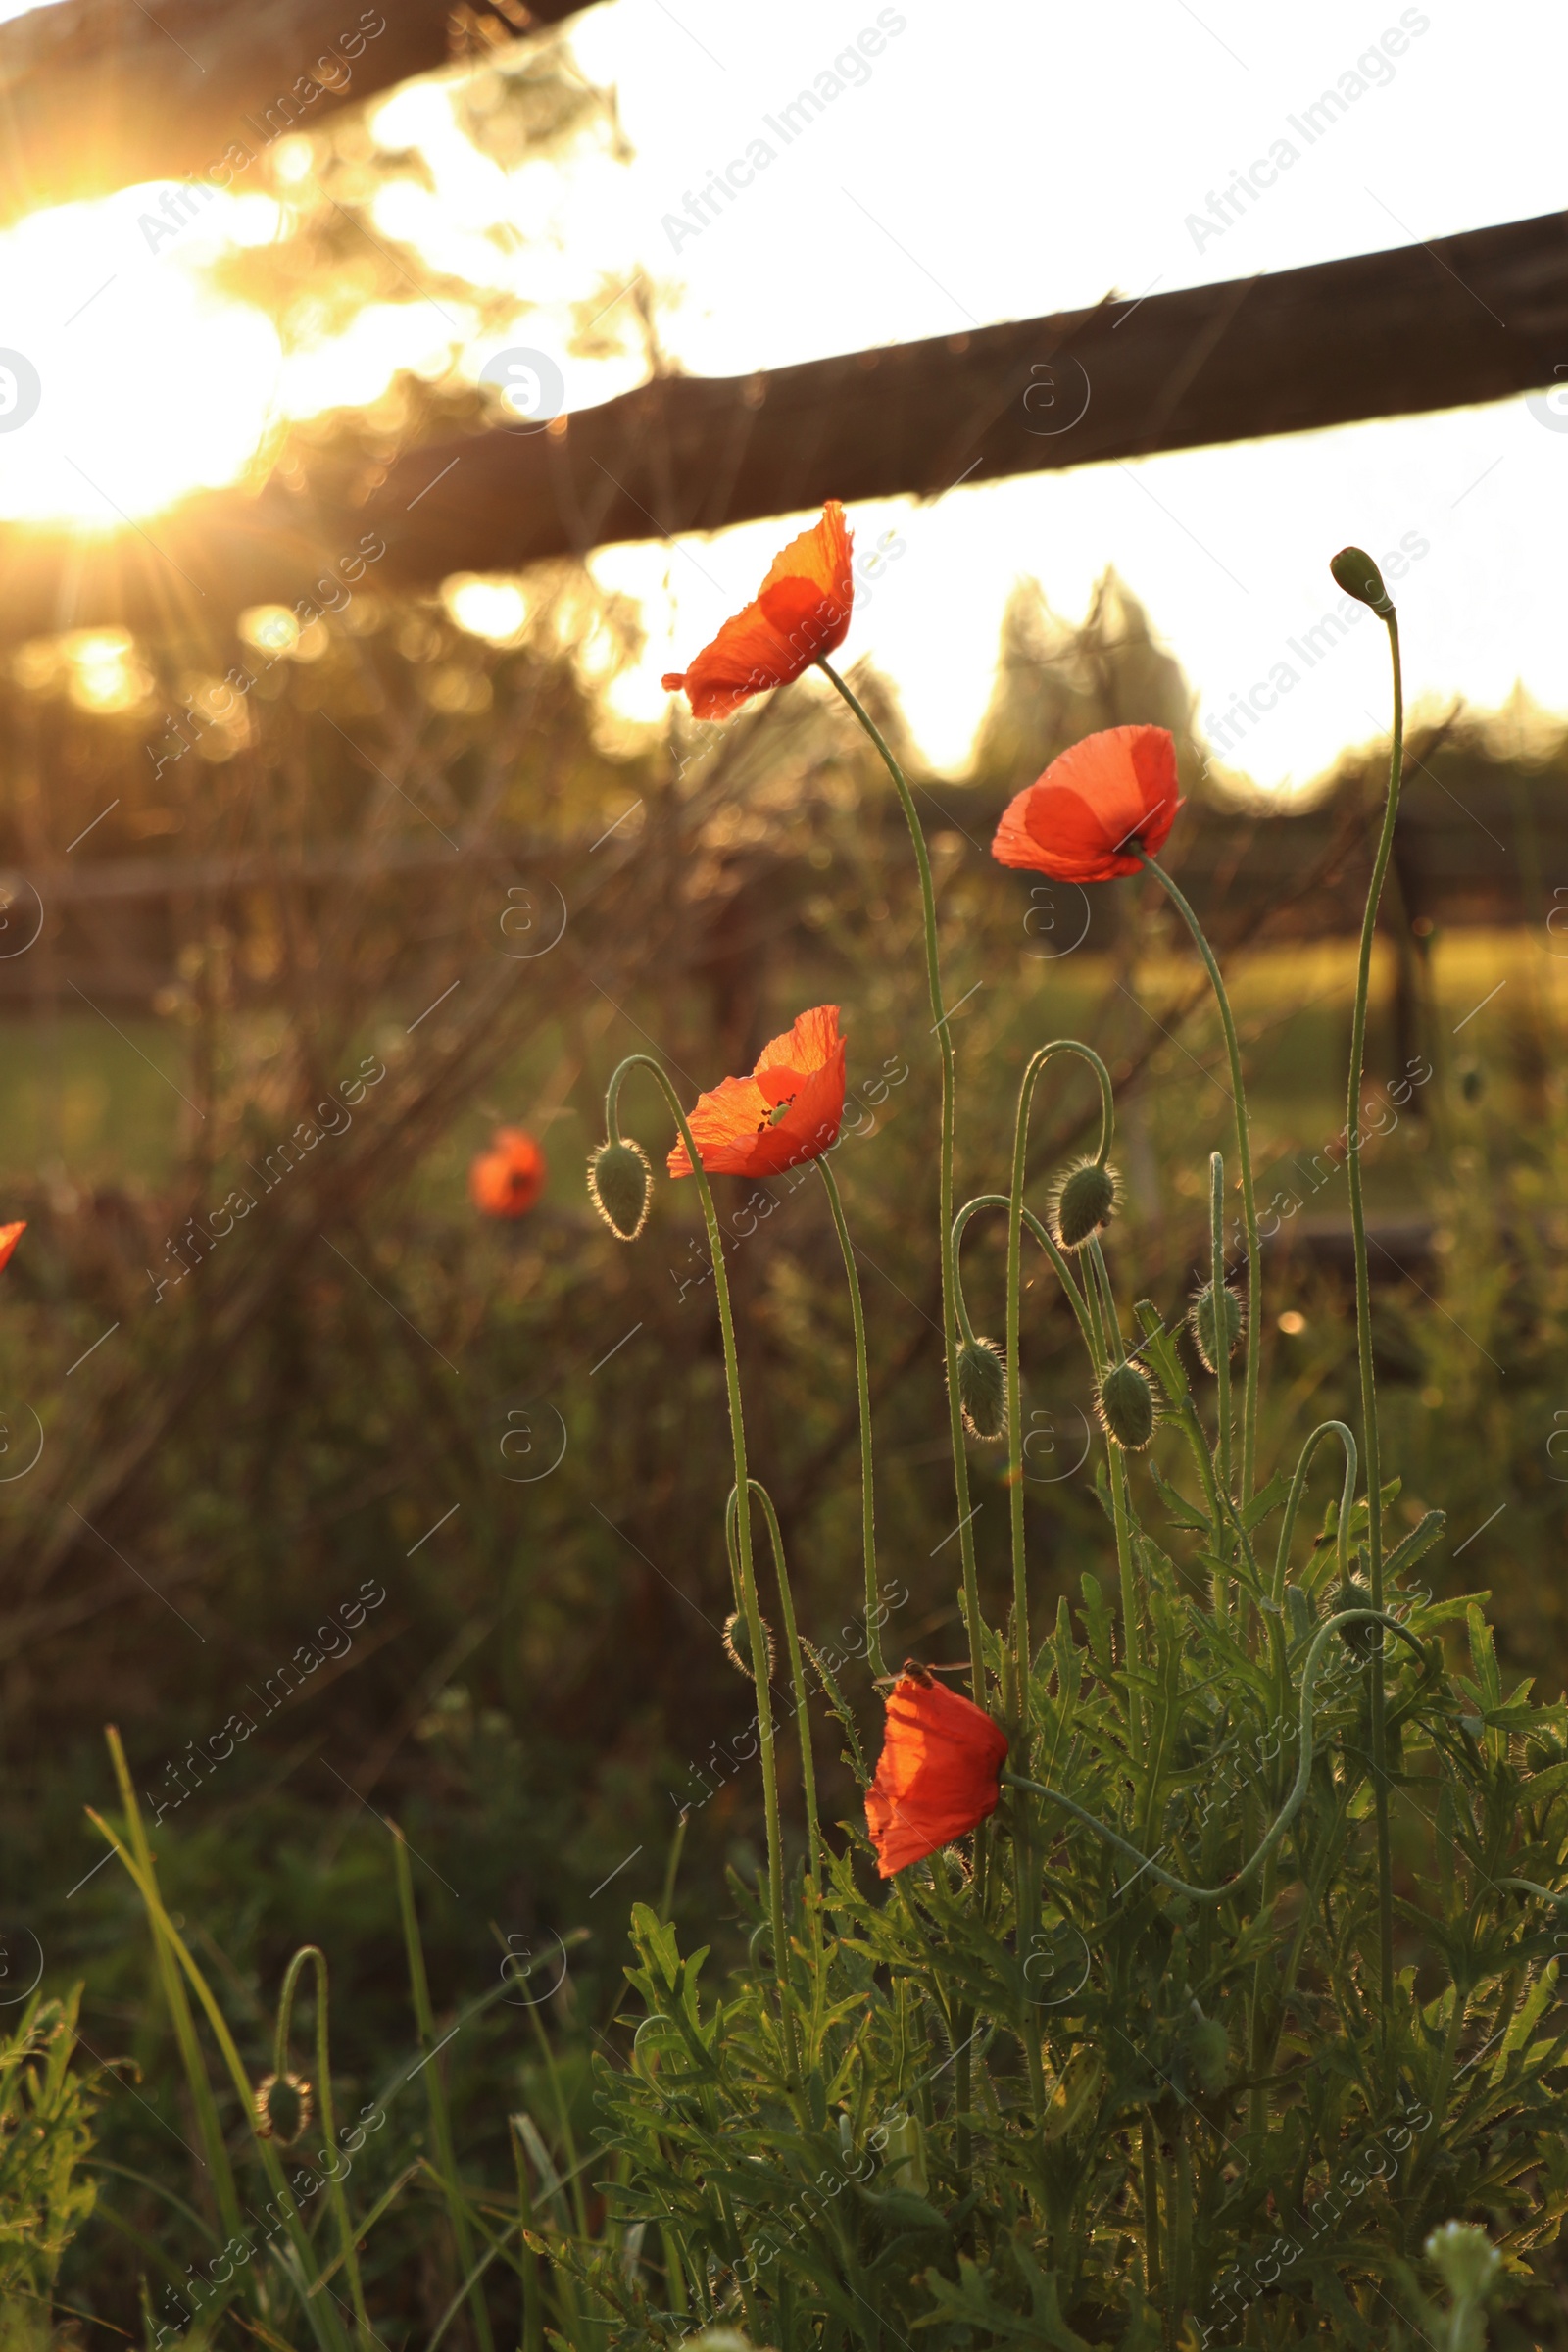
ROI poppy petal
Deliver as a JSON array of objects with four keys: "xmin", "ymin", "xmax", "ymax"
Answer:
[
  {"xmin": 667, "ymin": 1006, "xmax": 847, "ymax": 1179},
  {"xmin": 663, "ymin": 505, "xmax": 855, "ymax": 722},
  {"xmin": 992, "ymin": 724, "xmax": 1182, "ymax": 883},
  {"xmin": 866, "ymin": 1675, "xmax": 1008, "ymax": 1877},
  {"xmin": 755, "ymin": 1003, "xmax": 841, "ymax": 1079},
  {"xmin": 760, "ymin": 501, "xmax": 854, "ymax": 610},
  {"xmin": 666, "ymin": 1075, "xmax": 774, "ymax": 1177}
]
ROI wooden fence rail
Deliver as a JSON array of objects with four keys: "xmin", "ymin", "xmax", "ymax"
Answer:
[{"xmin": 2, "ymin": 209, "xmax": 1566, "ymax": 646}]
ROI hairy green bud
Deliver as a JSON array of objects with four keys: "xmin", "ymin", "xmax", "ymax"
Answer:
[
  {"xmin": 1183, "ymin": 2003, "xmax": 1229, "ymax": 2095},
  {"xmin": 1425, "ymin": 2220, "xmax": 1499, "ymax": 2312},
  {"xmin": 956, "ymin": 1335, "xmax": 1007, "ymax": 1441},
  {"xmin": 1189, "ymin": 1279, "xmax": 1245, "ymax": 1373},
  {"xmin": 1329, "ymin": 545, "xmax": 1395, "ymax": 615},
  {"xmin": 1332, "ymin": 1578, "xmax": 1380, "ymax": 1658},
  {"xmin": 1054, "ymin": 1157, "xmax": 1117, "ymax": 1251},
  {"xmin": 722, "ymin": 1608, "xmax": 775, "ymax": 1685},
  {"xmin": 588, "ymin": 1138, "xmax": 652, "ymax": 1241},
  {"xmin": 1097, "ymin": 1360, "xmax": 1155, "ymax": 1451}
]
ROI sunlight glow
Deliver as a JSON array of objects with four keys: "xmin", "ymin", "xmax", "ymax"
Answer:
[
  {"xmin": 0, "ymin": 184, "xmax": 285, "ymax": 526},
  {"xmin": 444, "ymin": 576, "xmax": 530, "ymax": 643}
]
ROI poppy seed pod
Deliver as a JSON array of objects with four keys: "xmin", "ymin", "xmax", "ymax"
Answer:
[
  {"xmin": 1189, "ymin": 1280, "xmax": 1245, "ymax": 1373},
  {"xmin": 723, "ymin": 1607, "xmax": 775, "ymax": 1684},
  {"xmin": 956, "ymin": 1335, "xmax": 1007, "ymax": 1441},
  {"xmin": 588, "ymin": 1138, "xmax": 652, "ymax": 1241},
  {"xmin": 1098, "ymin": 1360, "xmax": 1155, "ymax": 1451},
  {"xmin": 1329, "ymin": 545, "xmax": 1395, "ymax": 615},
  {"xmin": 1054, "ymin": 1158, "xmax": 1117, "ymax": 1251}
]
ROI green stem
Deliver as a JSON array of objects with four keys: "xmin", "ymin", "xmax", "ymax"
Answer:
[
  {"xmin": 1004, "ymin": 1044, "xmax": 1116, "ymax": 1723},
  {"xmin": 1270, "ymin": 1421, "xmax": 1358, "ymax": 1603},
  {"xmin": 727, "ymin": 1480, "xmax": 822, "ymax": 1886},
  {"xmin": 816, "ymin": 1157, "xmax": 886, "ymax": 1680},
  {"xmin": 1083, "ymin": 1241, "xmax": 1144, "ymax": 1762},
  {"xmin": 393, "ymin": 1830, "xmax": 495, "ymax": 2352},
  {"xmin": 1207, "ymin": 1152, "xmax": 1234, "ymax": 1534},
  {"xmin": 609, "ymin": 1054, "xmax": 787, "ymax": 1984},
  {"xmin": 1005, "ymin": 1609, "xmax": 1424, "ymax": 1905},
  {"xmin": 1138, "ymin": 852, "xmax": 1263, "ymax": 1502},
  {"xmin": 817, "ymin": 656, "xmax": 986, "ymax": 1697},
  {"xmin": 953, "ymin": 1196, "xmax": 1100, "ymax": 1372},
  {"xmin": 275, "ymin": 1946, "xmax": 372, "ymax": 2343},
  {"xmin": 1346, "ymin": 610, "xmax": 1404, "ymax": 2011}
]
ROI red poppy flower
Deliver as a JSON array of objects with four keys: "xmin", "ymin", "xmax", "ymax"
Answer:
[
  {"xmin": 992, "ymin": 724, "xmax": 1182, "ymax": 882},
  {"xmin": 666, "ymin": 1005, "xmax": 846, "ymax": 1181},
  {"xmin": 0, "ymin": 1222, "xmax": 24, "ymax": 1275},
  {"xmin": 469, "ymin": 1128, "xmax": 547, "ymax": 1219},
  {"xmin": 865, "ymin": 1670, "xmax": 1009, "ymax": 1878},
  {"xmin": 661, "ymin": 502, "xmax": 854, "ymax": 722}
]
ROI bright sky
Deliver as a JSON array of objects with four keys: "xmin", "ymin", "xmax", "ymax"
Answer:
[{"xmin": 0, "ymin": 0, "xmax": 1563, "ymax": 788}]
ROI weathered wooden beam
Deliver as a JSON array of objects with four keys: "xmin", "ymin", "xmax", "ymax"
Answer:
[
  {"xmin": 2, "ymin": 208, "xmax": 1565, "ymax": 646},
  {"xmin": 0, "ymin": 0, "xmax": 588, "ymax": 220}
]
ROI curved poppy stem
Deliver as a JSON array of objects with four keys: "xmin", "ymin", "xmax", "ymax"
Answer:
[
  {"xmin": 1347, "ymin": 605, "xmax": 1405, "ymax": 2013},
  {"xmin": 998, "ymin": 1041, "xmax": 1116, "ymax": 1745},
  {"xmin": 726, "ymin": 1480, "xmax": 821, "ymax": 1887},
  {"xmin": 953, "ymin": 1196, "xmax": 1100, "ymax": 1374},
  {"xmin": 1271, "ymin": 1421, "xmax": 1358, "ymax": 1605},
  {"xmin": 1207, "ymin": 1152, "xmax": 1233, "ymax": 1633},
  {"xmin": 1081, "ymin": 1240, "xmax": 1145, "ymax": 1765},
  {"xmin": 1135, "ymin": 851, "xmax": 1262, "ymax": 1506},
  {"xmin": 604, "ymin": 1054, "xmax": 786, "ymax": 1984},
  {"xmin": 816, "ymin": 656, "xmax": 986, "ymax": 1696},
  {"xmin": 1005, "ymin": 1609, "xmax": 1423, "ymax": 1906},
  {"xmin": 275, "ymin": 1944, "xmax": 370, "ymax": 2341},
  {"xmin": 816, "ymin": 1157, "xmax": 886, "ymax": 1683}
]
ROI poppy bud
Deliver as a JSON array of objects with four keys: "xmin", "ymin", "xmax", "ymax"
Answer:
[
  {"xmin": 956, "ymin": 1335, "xmax": 1007, "ymax": 1441},
  {"xmin": 723, "ymin": 1607, "xmax": 775, "ymax": 1684},
  {"xmin": 1329, "ymin": 546, "xmax": 1395, "ymax": 615},
  {"xmin": 1184, "ymin": 2004, "xmax": 1229, "ymax": 2094},
  {"xmin": 588, "ymin": 1138, "xmax": 652, "ymax": 1240},
  {"xmin": 1097, "ymin": 1360, "xmax": 1155, "ymax": 1451},
  {"xmin": 254, "ymin": 2070, "xmax": 314, "ymax": 2146},
  {"xmin": 1332, "ymin": 1579, "xmax": 1379, "ymax": 1657},
  {"xmin": 1053, "ymin": 1158, "xmax": 1118, "ymax": 1252},
  {"xmin": 1189, "ymin": 1280, "xmax": 1245, "ymax": 1373}
]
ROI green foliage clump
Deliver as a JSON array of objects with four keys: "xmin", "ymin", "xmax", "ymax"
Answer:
[{"xmin": 0, "ymin": 1990, "xmax": 102, "ymax": 2326}]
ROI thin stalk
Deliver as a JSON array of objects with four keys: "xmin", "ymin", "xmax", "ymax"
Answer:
[
  {"xmin": 727, "ymin": 1480, "xmax": 822, "ymax": 1885},
  {"xmin": 392, "ymin": 1828, "xmax": 495, "ymax": 2352},
  {"xmin": 608, "ymin": 1053, "xmax": 786, "ymax": 1982},
  {"xmin": 1142, "ymin": 2120, "xmax": 1161, "ymax": 2293},
  {"xmin": 1208, "ymin": 1152, "xmax": 1234, "ymax": 1510},
  {"xmin": 510, "ymin": 2118, "xmax": 544, "ymax": 2352},
  {"xmin": 1083, "ymin": 1241, "xmax": 1144, "ymax": 1761},
  {"xmin": 1207, "ymin": 1152, "xmax": 1233, "ymax": 1631},
  {"xmin": 817, "ymin": 656, "xmax": 986, "ymax": 1695},
  {"xmin": 816, "ymin": 1156, "xmax": 885, "ymax": 1679},
  {"xmin": 1004, "ymin": 1044, "xmax": 1116, "ymax": 1717},
  {"xmin": 1138, "ymin": 852, "xmax": 1263, "ymax": 1501},
  {"xmin": 1346, "ymin": 607, "xmax": 1405, "ymax": 2010},
  {"xmin": 100, "ymin": 1731, "xmax": 244, "ymax": 2252},
  {"xmin": 90, "ymin": 1785, "xmax": 349, "ymax": 2350},
  {"xmin": 1270, "ymin": 1421, "xmax": 1358, "ymax": 1604},
  {"xmin": 953, "ymin": 1195, "xmax": 1100, "ymax": 1371},
  {"xmin": 275, "ymin": 1947, "xmax": 371, "ymax": 2343}
]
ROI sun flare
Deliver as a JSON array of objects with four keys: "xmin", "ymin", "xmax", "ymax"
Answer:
[{"xmin": 0, "ymin": 183, "xmax": 293, "ymax": 527}]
